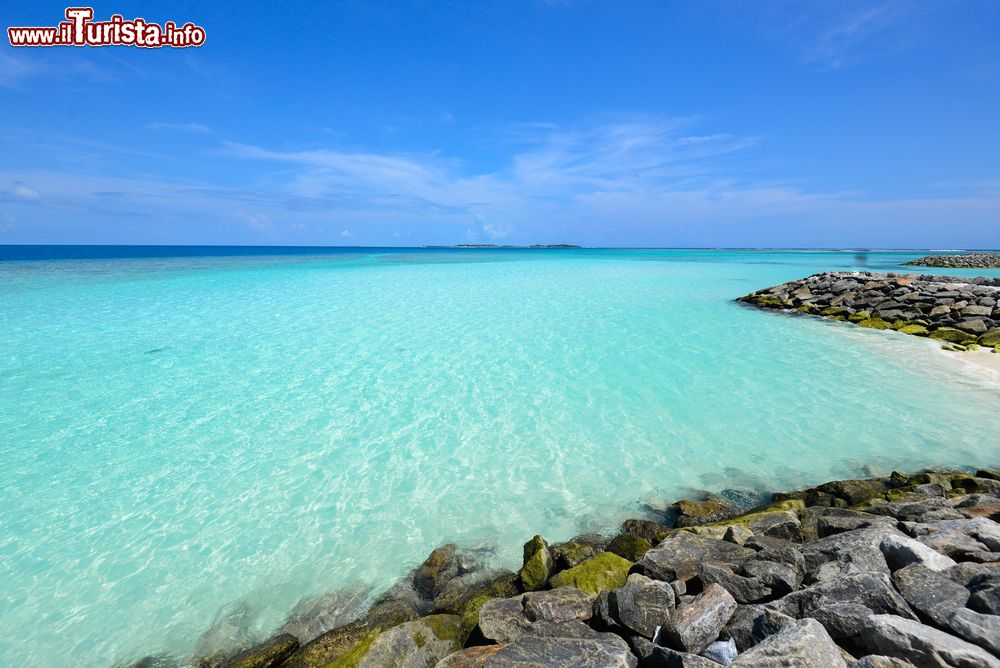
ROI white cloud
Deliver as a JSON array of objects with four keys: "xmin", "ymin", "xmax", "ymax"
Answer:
[
  {"xmin": 340, "ymin": 229, "xmax": 354, "ymax": 237},
  {"xmin": 10, "ymin": 184, "xmax": 41, "ymax": 201}
]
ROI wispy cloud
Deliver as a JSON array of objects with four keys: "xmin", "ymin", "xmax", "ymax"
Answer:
[{"xmin": 2, "ymin": 115, "xmax": 997, "ymax": 247}]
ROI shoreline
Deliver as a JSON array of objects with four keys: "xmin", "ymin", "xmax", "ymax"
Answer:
[{"xmin": 151, "ymin": 464, "xmax": 1000, "ymax": 668}]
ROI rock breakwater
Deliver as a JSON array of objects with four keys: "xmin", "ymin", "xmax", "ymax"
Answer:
[
  {"xmin": 152, "ymin": 467, "xmax": 1000, "ymax": 668},
  {"xmin": 738, "ymin": 271, "xmax": 1000, "ymax": 351},
  {"xmin": 904, "ymin": 253, "xmax": 1000, "ymax": 269}
]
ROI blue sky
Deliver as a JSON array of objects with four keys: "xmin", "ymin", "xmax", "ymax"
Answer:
[{"xmin": 1, "ymin": 1, "xmax": 998, "ymax": 247}]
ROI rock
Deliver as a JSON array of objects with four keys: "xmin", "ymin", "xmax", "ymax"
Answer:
[
  {"xmin": 916, "ymin": 529, "xmax": 990, "ymax": 560},
  {"xmin": 548, "ymin": 552, "xmax": 633, "ymax": 595},
  {"xmin": 673, "ymin": 497, "xmax": 743, "ymax": 528},
  {"xmin": 621, "ymin": 518, "xmax": 672, "ymax": 545},
  {"xmin": 640, "ymin": 644, "xmax": 726, "ymax": 667},
  {"xmin": 283, "ymin": 609, "xmax": 407, "ymax": 668},
  {"xmin": 811, "ymin": 544, "xmax": 891, "ymax": 582},
  {"xmin": 979, "ymin": 329, "xmax": 1000, "ymax": 346},
  {"xmin": 478, "ymin": 596, "xmax": 531, "ymax": 644},
  {"xmin": 518, "ymin": 535, "xmax": 553, "ymax": 592},
  {"xmin": 701, "ymin": 638, "xmax": 738, "ymax": 665},
  {"xmin": 723, "ymin": 526, "xmax": 754, "ymax": 545},
  {"xmin": 697, "ymin": 562, "xmax": 771, "ymax": 604},
  {"xmin": 768, "ymin": 572, "xmax": 916, "ymax": 620},
  {"xmin": 968, "ymin": 581, "xmax": 1000, "ymax": 615},
  {"xmin": 742, "ymin": 559, "xmax": 802, "ymax": 596},
  {"xmin": 891, "ymin": 565, "xmax": 969, "ymax": 627},
  {"xmin": 434, "ymin": 644, "xmax": 504, "ymax": 667},
  {"xmin": 636, "ymin": 532, "xmax": 755, "ymax": 582},
  {"xmin": 816, "ymin": 510, "xmax": 897, "ymax": 538},
  {"xmin": 551, "ymin": 534, "xmax": 607, "ymax": 570},
  {"xmin": 608, "ymin": 573, "xmax": 676, "ymax": 638},
  {"xmin": 219, "ymin": 634, "xmax": 299, "ymax": 668},
  {"xmin": 818, "ymin": 479, "xmax": 888, "ymax": 506},
  {"xmin": 353, "ymin": 615, "xmax": 464, "ymax": 668},
  {"xmin": 607, "ymin": 533, "xmax": 653, "ymax": 562},
  {"xmin": 485, "ymin": 633, "xmax": 638, "ymax": 667},
  {"xmin": 945, "ymin": 608, "xmax": 1000, "ymax": 657},
  {"xmin": 277, "ymin": 585, "xmax": 370, "ymax": 644},
  {"xmin": 519, "ymin": 620, "xmax": 602, "ymax": 639},
  {"xmin": 523, "ymin": 587, "xmax": 594, "ymax": 623},
  {"xmin": 851, "ymin": 657, "xmax": 917, "ymax": 668},
  {"xmin": 879, "ymin": 533, "xmax": 957, "ymax": 572},
  {"xmin": 415, "ymin": 545, "xmax": 460, "ymax": 599},
  {"xmin": 860, "ymin": 614, "xmax": 1000, "ymax": 668},
  {"xmin": 945, "ymin": 562, "xmax": 1000, "ymax": 588},
  {"xmin": 730, "ymin": 618, "xmax": 848, "ymax": 667},
  {"xmin": 662, "ymin": 583, "xmax": 738, "ymax": 654},
  {"xmin": 717, "ymin": 510, "xmax": 803, "ymax": 542},
  {"xmin": 431, "ymin": 570, "xmax": 520, "ymax": 633},
  {"xmin": 721, "ymin": 605, "xmax": 795, "ymax": 652},
  {"xmin": 806, "ymin": 602, "xmax": 877, "ymax": 641}
]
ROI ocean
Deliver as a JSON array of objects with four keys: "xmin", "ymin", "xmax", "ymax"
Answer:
[{"xmin": 1, "ymin": 246, "xmax": 999, "ymax": 665}]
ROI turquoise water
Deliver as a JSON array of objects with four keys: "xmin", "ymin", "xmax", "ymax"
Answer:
[{"xmin": 2, "ymin": 248, "xmax": 999, "ymax": 666}]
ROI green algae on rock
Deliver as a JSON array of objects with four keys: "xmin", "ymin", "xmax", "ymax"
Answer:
[
  {"xmin": 548, "ymin": 552, "xmax": 633, "ymax": 594},
  {"xmin": 518, "ymin": 535, "xmax": 554, "ymax": 592}
]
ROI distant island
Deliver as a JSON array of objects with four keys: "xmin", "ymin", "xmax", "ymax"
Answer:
[{"xmin": 447, "ymin": 244, "xmax": 582, "ymax": 249}]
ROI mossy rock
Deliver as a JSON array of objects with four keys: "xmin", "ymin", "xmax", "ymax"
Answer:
[
  {"xmin": 760, "ymin": 499, "xmax": 806, "ymax": 513},
  {"xmin": 898, "ymin": 324, "xmax": 929, "ymax": 336},
  {"xmin": 548, "ymin": 552, "xmax": 633, "ymax": 595},
  {"xmin": 798, "ymin": 304, "xmax": 820, "ymax": 314},
  {"xmin": 930, "ymin": 328, "xmax": 972, "ymax": 343},
  {"xmin": 672, "ymin": 496, "xmax": 742, "ymax": 527},
  {"xmin": 966, "ymin": 343, "xmax": 981, "ymax": 351},
  {"xmin": 619, "ymin": 518, "xmax": 671, "ymax": 545},
  {"xmin": 848, "ymin": 311, "xmax": 871, "ymax": 322},
  {"xmin": 431, "ymin": 572, "xmax": 520, "ymax": 638},
  {"xmin": 222, "ymin": 634, "xmax": 299, "ymax": 668},
  {"xmin": 607, "ymin": 533, "xmax": 652, "ymax": 562},
  {"xmin": 518, "ymin": 535, "xmax": 553, "ymax": 592},
  {"xmin": 857, "ymin": 318, "xmax": 892, "ymax": 330},
  {"xmin": 942, "ymin": 343, "xmax": 967, "ymax": 352},
  {"xmin": 821, "ymin": 306, "xmax": 845, "ymax": 316},
  {"xmin": 341, "ymin": 615, "xmax": 463, "ymax": 668},
  {"xmin": 978, "ymin": 329, "xmax": 1000, "ymax": 347}
]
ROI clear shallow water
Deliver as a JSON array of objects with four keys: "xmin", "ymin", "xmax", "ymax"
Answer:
[{"xmin": 1, "ymin": 247, "xmax": 999, "ymax": 666}]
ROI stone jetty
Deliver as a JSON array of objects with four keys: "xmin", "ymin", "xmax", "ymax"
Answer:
[
  {"xmin": 165, "ymin": 468, "xmax": 1000, "ymax": 668},
  {"xmin": 904, "ymin": 253, "xmax": 1000, "ymax": 269},
  {"xmin": 738, "ymin": 271, "xmax": 1000, "ymax": 351}
]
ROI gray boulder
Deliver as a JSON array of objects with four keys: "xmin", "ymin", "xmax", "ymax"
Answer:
[
  {"xmin": 768, "ymin": 572, "xmax": 916, "ymax": 620},
  {"xmin": 968, "ymin": 582, "xmax": 1000, "ymax": 615},
  {"xmin": 478, "ymin": 596, "xmax": 530, "ymax": 643},
  {"xmin": 356, "ymin": 614, "xmax": 463, "ymax": 668},
  {"xmin": 609, "ymin": 573, "xmax": 676, "ymax": 638},
  {"xmin": 701, "ymin": 638, "xmax": 738, "ymax": 665},
  {"xmin": 742, "ymin": 559, "xmax": 802, "ymax": 596},
  {"xmin": 859, "ymin": 614, "xmax": 1000, "ymax": 668},
  {"xmin": 721, "ymin": 605, "xmax": 795, "ymax": 652},
  {"xmin": 697, "ymin": 562, "xmax": 771, "ymax": 604},
  {"xmin": 879, "ymin": 533, "xmax": 956, "ymax": 572},
  {"xmin": 806, "ymin": 602, "xmax": 877, "ymax": 641},
  {"xmin": 891, "ymin": 564, "xmax": 969, "ymax": 627},
  {"xmin": 486, "ymin": 633, "xmax": 637, "ymax": 668},
  {"xmin": 636, "ymin": 532, "xmax": 754, "ymax": 582},
  {"xmin": 662, "ymin": 583, "xmax": 737, "ymax": 654},
  {"xmin": 730, "ymin": 618, "xmax": 848, "ymax": 667},
  {"xmin": 850, "ymin": 657, "xmax": 917, "ymax": 668},
  {"xmin": 945, "ymin": 608, "xmax": 1000, "ymax": 657},
  {"xmin": 523, "ymin": 587, "xmax": 594, "ymax": 624}
]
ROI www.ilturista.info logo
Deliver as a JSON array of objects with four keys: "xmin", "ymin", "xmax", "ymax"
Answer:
[{"xmin": 7, "ymin": 8, "xmax": 205, "ymax": 48}]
